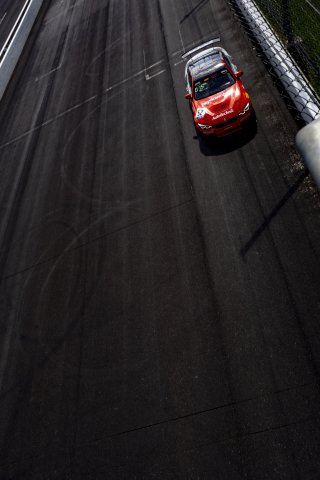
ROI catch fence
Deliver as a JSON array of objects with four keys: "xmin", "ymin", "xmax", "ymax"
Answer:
[
  {"xmin": 227, "ymin": 0, "xmax": 320, "ymax": 122},
  {"xmin": 256, "ymin": 0, "xmax": 320, "ymax": 94}
]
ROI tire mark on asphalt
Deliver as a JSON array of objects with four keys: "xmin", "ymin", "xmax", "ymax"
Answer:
[
  {"xmin": 1, "ymin": 198, "xmax": 194, "ymax": 282},
  {"xmin": 0, "ymin": 25, "xmax": 70, "ymax": 272}
]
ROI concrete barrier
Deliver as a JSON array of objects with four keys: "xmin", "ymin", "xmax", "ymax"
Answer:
[
  {"xmin": 0, "ymin": 0, "xmax": 44, "ymax": 101},
  {"xmin": 296, "ymin": 117, "xmax": 320, "ymax": 188}
]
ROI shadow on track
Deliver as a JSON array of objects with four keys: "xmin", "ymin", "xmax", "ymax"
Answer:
[
  {"xmin": 195, "ymin": 115, "xmax": 258, "ymax": 156},
  {"xmin": 240, "ymin": 169, "xmax": 309, "ymax": 257}
]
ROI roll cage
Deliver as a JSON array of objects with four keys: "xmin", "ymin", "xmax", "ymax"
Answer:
[{"xmin": 183, "ymin": 39, "xmax": 238, "ymax": 94}]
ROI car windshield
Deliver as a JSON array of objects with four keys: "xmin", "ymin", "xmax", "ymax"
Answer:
[{"xmin": 194, "ymin": 68, "xmax": 235, "ymax": 100}]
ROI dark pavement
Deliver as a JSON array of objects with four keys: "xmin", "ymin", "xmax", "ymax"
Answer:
[{"xmin": 0, "ymin": 0, "xmax": 320, "ymax": 478}]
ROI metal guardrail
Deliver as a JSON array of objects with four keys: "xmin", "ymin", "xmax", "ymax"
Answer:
[
  {"xmin": 296, "ymin": 117, "xmax": 320, "ymax": 188},
  {"xmin": 0, "ymin": 0, "xmax": 43, "ymax": 101}
]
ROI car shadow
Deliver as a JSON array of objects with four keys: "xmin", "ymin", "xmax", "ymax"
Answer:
[{"xmin": 196, "ymin": 116, "xmax": 258, "ymax": 156}]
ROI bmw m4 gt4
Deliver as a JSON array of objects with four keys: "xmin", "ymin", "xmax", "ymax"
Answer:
[{"xmin": 184, "ymin": 39, "xmax": 255, "ymax": 137}]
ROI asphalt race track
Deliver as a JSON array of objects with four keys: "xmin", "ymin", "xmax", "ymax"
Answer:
[{"xmin": 1, "ymin": 0, "xmax": 320, "ymax": 478}]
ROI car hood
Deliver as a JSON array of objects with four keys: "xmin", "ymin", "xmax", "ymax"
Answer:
[{"xmin": 194, "ymin": 82, "xmax": 245, "ymax": 122}]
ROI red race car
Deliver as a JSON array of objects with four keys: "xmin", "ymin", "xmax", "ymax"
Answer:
[{"xmin": 184, "ymin": 39, "xmax": 255, "ymax": 137}]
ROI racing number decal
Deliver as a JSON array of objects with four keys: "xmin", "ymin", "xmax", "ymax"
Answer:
[
  {"xmin": 196, "ymin": 108, "xmax": 206, "ymax": 119},
  {"xmin": 195, "ymin": 83, "xmax": 207, "ymax": 94}
]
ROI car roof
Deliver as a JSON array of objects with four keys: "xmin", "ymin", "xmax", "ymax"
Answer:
[{"xmin": 188, "ymin": 48, "xmax": 226, "ymax": 81}]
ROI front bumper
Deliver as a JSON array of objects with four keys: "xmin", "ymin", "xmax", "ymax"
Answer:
[{"xmin": 196, "ymin": 108, "xmax": 253, "ymax": 137}]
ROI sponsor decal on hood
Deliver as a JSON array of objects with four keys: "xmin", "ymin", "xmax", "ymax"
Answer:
[
  {"xmin": 203, "ymin": 94, "xmax": 225, "ymax": 106},
  {"xmin": 212, "ymin": 109, "xmax": 234, "ymax": 120}
]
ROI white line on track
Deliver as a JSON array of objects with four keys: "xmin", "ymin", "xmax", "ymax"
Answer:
[
  {"xmin": 1, "ymin": 56, "xmax": 173, "ymax": 149},
  {"xmin": 0, "ymin": 59, "xmax": 167, "ymax": 150},
  {"xmin": 0, "ymin": 12, "xmax": 7, "ymax": 26},
  {"xmin": 0, "ymin": 94, "xmax": 99, "ymax": 150},
  {"xmin": 146, "ymin": 69, "xmax": 166, "ymax": 80},
  {"xmin": 143, "ymin": 49, "xmax": 147, "ymax": 80},
  {"xmin": 173, "ymin": 58, "xmax": 185, "ymax": 67},
  {"xmin": 35, "ymin": 65, "xmax": 61, "ymax": 81},
  {"xmin": 143, "ymin": 52, "xmax": 166, "ymax": 80},
  {"xmin": 105, "ymin": 60, "xmax": 165, "ymax": 91},
  {"xmin": 178, "ymin": 27, "xmax": 185, "ymax": 54},
  {"xmin": 147, "ymin": 60, "xmax": 164, "ymax": 70}
]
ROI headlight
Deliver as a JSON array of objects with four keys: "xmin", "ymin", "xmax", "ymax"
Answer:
[
  {"xmin": 197, "ymin": 123, "xmax": 213, "ymax": 129},
  {"xmin": 239, "ymin": 102, "xmax": 250, "ymax": 116}
]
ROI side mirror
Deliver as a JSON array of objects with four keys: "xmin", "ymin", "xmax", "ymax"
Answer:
[
  {"xmin": 236, "ymin": 70, "xmax": 244, "ymax": 78},
  {"xmin": 185, "ymin": 93, "xmax": 192, "ymax": 100}
]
